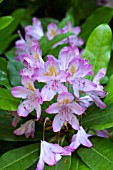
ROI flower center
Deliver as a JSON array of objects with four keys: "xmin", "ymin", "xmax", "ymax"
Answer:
[
  {"xmin": 70, "ymin": 65, "xmax": 76, "ymax": 75},
  {"xmin": 27, "ymin": 83, "xmax": 35, "ymax": 91},
  {"xmin": 44, "ymin": 66, "xmax": 57, "ymax": 76},
  {"xmin": 50, "ymin": 29, "xmax": 56, "ymax": 37},
  {"xmin": 34, "ymin": 53, "xmax": 40, "ymax": 60},
  {"xmin": 61, "ymin": 98, "xmax": 70, "ymax": 104}
]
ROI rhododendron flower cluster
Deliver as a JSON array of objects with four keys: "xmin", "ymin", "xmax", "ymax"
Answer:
[{"xmin": 11, "ymin": 17, "xmax": 107, "ymax": 170}]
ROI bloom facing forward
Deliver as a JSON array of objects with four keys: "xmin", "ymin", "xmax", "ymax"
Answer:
[
  {"xmin": 11, "ymin": 76, "xmax": 43, "ymax": 119},
  {"xmin": 36, "ymin": 140, "xmax": 71, "ymax": 170},
  {"xmin": 46, "ymin": 92, "xmax": 85, "ymax": 132}
]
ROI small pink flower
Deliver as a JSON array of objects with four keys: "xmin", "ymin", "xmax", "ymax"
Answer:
[
  {"xmin": 36, "ymin": 140, "xmax": 71, "ymax": 170},
  {"xmin": 46, "ymin": 23, "xmax": 59, "ymax": 40},
  {"xmin": 25, "ymin": 17, "xmax": 44, "ymax": 40},
  {"xmin": 34, "ymin": 55, "xmax": 68, "ymax": 101},
  {"xmin": 14, "ymin": 119, "xmax": 35, "ymax": 138},
  {"xmin": 11, "ymin": 76, "xmax": 42, "ymax": 119},
  {"xmin": 67, "ymin": 126, "xmax": 93, "ymax": 151},
  {"xmin": 46, "ymin": 92, "xmax": 85, "ymax": 132}
]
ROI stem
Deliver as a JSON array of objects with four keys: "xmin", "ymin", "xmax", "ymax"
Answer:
[{"xmin": 43, "ymin": 117, "xmax": 50, "ymax": 141}]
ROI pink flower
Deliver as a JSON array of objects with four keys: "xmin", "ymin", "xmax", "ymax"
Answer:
[
  {"xmin": 67, "ymin": 126, "xmax": 93, "ymax": 151},
  {"xmin": 58, "ymin": 43, "xmax": 81, "ymax": 71},
  {"xmin": 11, "ymin": 76, "xmax": 42, "ymax": 119},
  {"xmin": 23, "ymin": 42, "xmax": 44, "ymax": 69},
  {"xmin": 46, "ymin": 92, "xmax": 85, "ymax": 132},
  {"xmin": 61, "ymin": 21, "xmax": 84, "ymax": 46},
  {"xmin": 15, "ymin": 30, "xmax": 34, "ymax": 62},
  {"xmin": 34, "ymin": 55, "xmax": 68, "ymax": 101},
  {"xmin": 14, "ymin": 119, "xmax": 35, "ymax": 138},
  {"xmin": 25, "ymin": 17, "xmax": 44, "ymax": 40},
  {"xmin": 36, "ymin": 140, "xmax": 71, "ymax": 170},
  {"xmin": 46, "ymin": 23, "xmax": 59, "ymax": 40}
]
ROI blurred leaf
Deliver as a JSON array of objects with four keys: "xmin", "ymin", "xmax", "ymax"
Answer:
[
  {"xmin": 0, "ymin": 0, "xmax": 3, "ymax": 3},
  {"xmin": 82, "ymin": 103, "xmax": 113, "ymax": 130},
  {"xmin": 0, "ymin": 143, "xmax": 39, "ymax": 170},
  {"xmin": 7, "ymin": 61, "xmax": 24, "ymax": 86},
  {"xmin": 39, "ymin": 32, "xmax": 73, "ymax": 56},
  {"xmin": 0, "ymin": 16, "xmax": 13, "ymax": 30},
  {"xmin": 77, "ymin": 137, "xmax": 113, "ymax": 170},
  {"xmin": 0, "ymin": 58, "xmax": 11, "ymax": 88},
  {"xmin": 45, "ymin": 156, "xmax": 71, "ymax": 170},
  {"xmin": 58, "ymin": 8, "xmax": 75, "ymax": 28},
  {"xmin": 0, "ymin": 88, "xmax": 20, "ymax": 111},
  {"xmin": 0, "ymin": 9, "xmax": 25, "ymax": 52},
  {"xmin": 80, "ymin": 7, "xmax": 113, "ymax": 42},
  {"xmin": 104, "ymin": 75, "xmax": 113, "ymax": 105},
  {"xmin": 70, "ymin": 152, "xmax": 91, "ymax": 170},
  {"xmin": 82, "ymin": 24, "xmax": 112, "ymax": 76}
]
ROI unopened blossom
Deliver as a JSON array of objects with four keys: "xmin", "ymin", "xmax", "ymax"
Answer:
[
  {"xmin": 96, "ymin": 130, "xmax": 109, "ymax": 138},
  {"xmin": 14, "ymin": 119, "xmax": 35, "ymax": 138},
  {"xmin": 96, "ymin": 0, "xmax": 113, "ymax": 7},
  {"xmin": 25, "ymin": 17, "xmax": 44, "ymax": 40},
  {"xmin": 11, "ymin": 76, "xmax": 42, "ymax": 119},
  {"xmin": 34, "ymin": 55, "xmax": 68, "ymax": 101},
  {"xmin": 67, "ymin": 126, "xmax": 93, "ymax": 151},
  {"xmin": 9, "ymin": 111, "xmax": 20, "ymax": 127},
  {"xmin": 46, "ymin": 92, "xmax": 85, "ymax": 132},
  {"xmin": 36, "ymin": 140, "xmax": 71, "ymax": 170}
]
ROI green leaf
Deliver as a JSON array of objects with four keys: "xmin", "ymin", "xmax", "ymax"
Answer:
[
  {"xmin": 82, "ymin": 103, "xmax": 113, "ymax": 130},
  {"xmin": 77, "ymin": 137, "xmax": 113, "ymax": 170},
  {"xmin": 0, "ymin": 88, "xmax": 20, "ymax": 111},
  {"xmin": 80, "ymin": 6, "xmax": 113, "ymax": 42},
  {"xmin": 104, "ymin": 75, "xmax": 113, "ymax": 105},
  {"xmin": 45, "ymin": 156, "xmax": 71, "ymax": 170},
  {"xmin": 0, "ymin": 0, "xmax": 3, "ymax": 3},
  {"xmin": 7, "ymin": 61, "xmax": 24, "ymax": 86},
  {"xmin": 82, "ymin": 24, "xmax": 112, "ymax": 76},
  {"xmin": 0, "ymin": 58, "xmax": 11, "ymax": 88},
  {"xmin": 0, "ymin": 9, "xmax": 25, "ymax": 52},
  {"xmin": 0, "ymin": 16, "xmax": 13, "ymax": 30},
  {"xmin": 39, "ymin": 32, "xmax": 73, "ymax": 56},
  {"xmin": 70, "ymin": 152, "xmax": 91, "ymax": 170},
  {"xmin": 0, "ymin": 143, "xmax": 39, "ymax": 170}
]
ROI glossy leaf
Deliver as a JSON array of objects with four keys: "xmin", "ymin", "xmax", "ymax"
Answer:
[
  {"xmin": 0, "ymin": 143, "xmax": 39, "ymax": 170},
  {"xmin": 70, "ymin": 152, "xmax": 91, "ymax": 170},
  {"xmin": 0, "ymin": 88, "xmax": 20, "ymax": 111},
  {"xmin": 104, "ymin": 75, "xmax": 113, "ymax": 105},
  {"xmin": 77, "ymin": 137, "xmax": 113, "ymax": 170},
  {"xmin": 82, "ymin": 103, "xmax": 113, "ymax": 130},
  {"xmin": 45, "ymin": 156, "xmax": 71, "ymax": 170},
  {"xmin": 0, "ymin": 9, "xmax": 25, "ymax": 52},
  {"xmin": 80, "ymin": 6, "xmax": 113, "ymax": 42},
  {"xmin": 0, "ymin": 0, "xmax": 3, "ymax": 3},
  {"xmin": 0, "ymin": 58, "xmax": 11, "ymax": 88},
  {"xmin": 0, "ymin": 16, "xmax": 13, "ymax": 30},
  {"xmin": 39, "ymin": 32, "xmax": 73, "ymax": 56},
  {"xmin": 82, "ymin": 24, "xmax": 112, "ymax": 76},
  {"xmin": 7, "ymin": 61, "xmax": 24, "ymax": 86}
]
